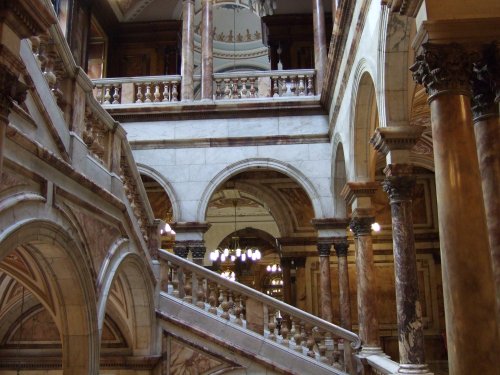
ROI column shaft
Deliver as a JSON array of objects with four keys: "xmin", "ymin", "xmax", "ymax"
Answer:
[
  {"xmin": 281, "ymin": 259, "xmax": 293, "ymax": 305},
  {"xmin": 383, "ymin": 169, "xmax": 428, "ymax": 372},
  {"xmin": 312, "ymin": 0, "xmax": 327, "ymax": 93},
  {"xmin": 318, "ymin": 242, "xmax": 334, "ymax": 322},
  {"xmin": 334, "ymin": 243, "xmax": 352, "ymax": 330},
  {"xmin": 201, "ymin": 0, "xmax": 213, "ymax": 100},
  {"xmin": 351, "ymin": 216, "xmax": 380, "ymax": 351},
  {"xmin": 180, "ymin": 0, "xmax": 194, "ymax": 101},
  {"xmin": 412, "ymin": 43, "xmax": 498, "ymax": 373},
  {"xmin": 295, "ymin": 258, "xmax": 307, "ymax": 311}
]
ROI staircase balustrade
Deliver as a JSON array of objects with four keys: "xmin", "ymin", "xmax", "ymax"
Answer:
[{"xmin": 158, "ymin": 249, "xmax": 361, "ymax": 374}]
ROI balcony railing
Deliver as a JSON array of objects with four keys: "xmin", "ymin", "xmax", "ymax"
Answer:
[
  {"xmin": 92, "ymin": 69, "xmax": 316, "ymax": 105},
  {"xmin": 158, "ymin": 249, "xmax": 360, "ymax": 374}
]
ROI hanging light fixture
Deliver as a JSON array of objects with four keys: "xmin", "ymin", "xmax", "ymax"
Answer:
[
  {"xmin": 221, "ymin": 269, "xmax": 236, "ymax": 281},
  {"xmin": 210, "ymin": 199, "xmax": 262, "ymax": 263}
]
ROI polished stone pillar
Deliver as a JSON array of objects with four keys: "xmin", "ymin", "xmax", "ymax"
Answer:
[
  {"xmin": 333, "ymin": 237, "xmax": 351, "ymax": 330},
  {"xmin": 349, "ymin": 212, "xmax": 381, "ymax": 352},
  {"xmin": 281, "ymin": 258, "xmax": 293, "ymax": 305},
  {"xmin": 180, "ymin": 0, "xmax": 195, "ymax": 101},
  {"xmin": 312, "ymin": 0, "xmax": 327, "ymax": 93},
  {"xmin": 411, "ymin": 42, "xmax": 498, "ymax": 374},
  {"xmin": 383, "ymin": 165, "xmax": 429, "ymax": 374},
  {"xmin": 317, "ymin": 240, "xmax": 334, "ymax": 322},
  {"xmin": 471, "ymin": 44, "xmax": 500, "ymax": 316},
  {"xmin": 201, "ymin": 0, "xmax": 213, "ymax": 100},
  {"xmin": 342, "ymin": 182, "xmax": 381, "ymax": 353},
  {"xmin": 294, "ymin": 257, "xmax": 307, "ymax": 312}
]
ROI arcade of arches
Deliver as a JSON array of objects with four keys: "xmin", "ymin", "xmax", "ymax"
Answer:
[{"xmin": 0, "ymin": 0, "xmax": 498, "ymax": 374}]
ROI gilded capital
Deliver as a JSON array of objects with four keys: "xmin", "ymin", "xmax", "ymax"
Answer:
[{"xmin": 410, "ymin": 43, "xmax": 472, "ymax": 100}]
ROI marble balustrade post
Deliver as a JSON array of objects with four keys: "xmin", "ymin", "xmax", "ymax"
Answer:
[
  {"xmin": 312, "ymin": 0, "xmax": 327, "ymax": 93},
  {"xmin": 201, "ymin": 0, "xmax": 213, "ymax": 100},
  {"xmin": 350, "ymin": 212, "xmax": 381, "ymax": 353},
  {"xmin": 382, "ymin": 164, "xmax": 430, "ymax": 374},
  {"xmin": 333, "ymin": 237, "xmax": 352, "ymax": 330},
  {"xmin": 471, "ymin": 43, "xmax": 500, "ymax": 319},
  {"xmin": 317, "ymin": 240, "xmax": 334, "ymax": 322},
  {"xmin": 411, "ymin": 42, "xmax": 498, "ymax": 374},
  {"xmin": 180, "ymin": 0, "xmax": 195, "ymax": 101}
]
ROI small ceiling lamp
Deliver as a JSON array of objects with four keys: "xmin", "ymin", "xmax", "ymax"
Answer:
[{"xmin": 221, "ymin": 270, "xmax": 236, "ymax": 281}]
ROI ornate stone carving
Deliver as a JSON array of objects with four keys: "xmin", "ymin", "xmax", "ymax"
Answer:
[
  {"xmin": 410, "ymin": 43, "xmax": 472, "ymax": 99},
  {"xmin": 370, "ymin": 126, "xmax": 424, "ymax": 156},
  {"xmin": 382, "ymin": 175, "xmax": 416, "ymax": 203},
  {"xmin": 349, "ymin": 216, "xmax": 374, "ymax": 237},
  {"xmin": 471, "ymin": 43, "xmax": 500, "ymax": 120},
  {"xmin": 317, "ymin": 242, "xmax": 332, "ymax": 257},
  {"xmin": 333, "ymin": 238, "xmax": 349, "ymax": 257},
  {"xmin": 190, "ymin": 243, "xmax": 206, "ymax": 259},
  {"xmin": 173, "ymin": 242, "xmax": 189, "ymax": 258}
]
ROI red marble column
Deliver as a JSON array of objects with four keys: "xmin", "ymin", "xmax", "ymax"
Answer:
[
  {"xmin": 411, "ymin": 42, "xmax": 498, "ymax": 374},
  {"xmin": 294, "ymin": 257, "xmax": 307, "ymax": 312},
  {"xmin": 383, "ymin": 165, "xmax": 429, "ymax": 374},
  {"xmin": 317, "ymin": 240, "xmax": 334, "ymax": 322},
  {"xmin": 471, "ymin": 44, "xmax": 500, "ymax": 318},
  {"xmin": 180, "ymin": 0, "xmax": 195, "ymax": 101},
  {"xmin": 350, "ymin": 212, "xmax": 381, "ymax": 352},
  {"xmin": 333, "ymin": 238, "xmax": 352, "ymax": 330},
  {"xmin": 312, "ymin": 0, "xmax": 327, "ymax": 93},
  {"xmin": 201, "ymin": 0, "xmax": 213, "ymax": 100}
]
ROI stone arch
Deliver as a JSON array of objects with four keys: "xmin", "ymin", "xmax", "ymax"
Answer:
[
  {"xmin": 137, "ymin": 164, "xmax": 181, "ymax": 221},
  {"xmin": 377, "ymin": 8, "xmax": 413, "ymax": 128},
  {"xmin": 0, "ymin": 218, "xmax": 99, "ymax": 374},
  {"xmin": 332, "ymin": 134, "xmax": 348, "ymax": 217},
  {"xmin": 97, "ymin": 241, "xmax": 156, "ymax": 356},
  {"xmin": 350, "ymin": 63, "xmax": 379, "ymax": 181},
  {"xmin": 197, "ymin": 158, "xmax": 324, "ymax": 222}
]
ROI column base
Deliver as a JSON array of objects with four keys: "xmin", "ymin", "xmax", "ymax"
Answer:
[
  {"xmin": 397, "ymin": 364, "xmax": 433, "ymax": 374},
  {"xmin": 359, "ymin": 346, "xmax": 384, "ymax": 356}
]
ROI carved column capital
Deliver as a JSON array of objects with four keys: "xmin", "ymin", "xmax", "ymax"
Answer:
[
  {"xmin": 333, "ymin": 237, "xmax": 349, "ymax": 257},
  {"xmin": 349, "ymin": 216, "xmax": 375, "ymax": 237},
  {"xmin": 190, "ymin": 241, "xmax": 206, "ymax": 259},
  {"xmin": 471, "ymin": 43, "xmax": 500, "ymax": 121},
  {"xmin": 382, "ymin": 164, "xmax": 416, "ymax": 203},
  {"xmin": 317, "ymin": 241, "xmax": 332, "ymax": 257},
  {"xmin": 411, "ymin": 43, "xmax": 472, "ymax": 100},
  {"xmin": 173, "ymin": 241, "xmax": 189, "ymax": 258}
]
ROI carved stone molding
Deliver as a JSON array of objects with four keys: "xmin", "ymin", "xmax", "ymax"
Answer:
[
  {"xmin": 333, "ymin": 237, "xmax": 349, "ymax": 257},
  {"xmin": 471, "ymin": 43, "xmax": 500, "ymax": 121},
  {"xmin": 382, "ymin": 174, "xmax": 416, "ymax": 203},
  {"xmin": 370, "ymin": 126, "xmax": 424, "ymax": 156},
  {"xmin": 411, "ymin": 43, "xmax": 472, "ymax": 100},
  {"xmin": 311, "ymin": 217, "xmax": 350, "ymax": 230},
  {"xmin": 341, "ymin": 182, "xmax": 379, "ymax": 206}
]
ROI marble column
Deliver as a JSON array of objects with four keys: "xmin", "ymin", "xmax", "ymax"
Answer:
[
  {"xmin": 333, "ymin": 237, "xmax": 351, "ymax": 330},
  {"xmin": 317, "ymin": 240, "xmax": 334, "ymax": 322},
  {"xmin": 349, "ymin": 212, "xmax": 381, "ymax": 352},
  {"xmin": 190, "ymin": 241, "xmax": 206, "ymax": 266},
  {"xmin": 281, "ymin": 258, "xmax": 293, "ymax": 305},
  {"xmin": 471, "ymin": 44, "xmax": 500, "ymax": 317},
  {"xmin": 312, "ymin": 0, "xmax": 327, "ymax": 94},
  {"xmin": 180, "ymin": 0, "xmax": 195, "ymax": 101},
  {"xmin": 294, "ymin": 257, "xmax": 307, "ymax": 312},
  {"xmin": 201, "ymin": 0, "xmax": 213, "ymax": 100},
  {"xmin": 411, "ymin": 42, "xmax": 498, "ymax": 374},
  {"xmin": 383, "ymin": 165, "xmax": 429, "ymax": 374}
]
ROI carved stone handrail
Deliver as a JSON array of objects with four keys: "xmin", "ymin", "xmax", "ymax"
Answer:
[
  {"xmin": 158, "ymin": 249, "xmax": 361, "ymax": 373},
  {"xmin": 365, "ymin": 354, "xmax": 400, "ymax": 375},
  {"xmin": 213, "ymin": 69, "xmax": 316, "ymax": 99},
  {"xmin": 93, "ymin": 75, "xmax": 182, "ymax": 104}
]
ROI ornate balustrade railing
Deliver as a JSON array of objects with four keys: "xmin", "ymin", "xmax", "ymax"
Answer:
[
  {"xmin": 213, "ymin": 69, "xmax": 316, "ymax": 99},
  {"xmin": 91, "ymin": 69, "xmax": 316, "ymax": 104},
  {"xmin": 158, "ymin": 249, "xmax": 361, "ymax": 374},
  {"xmin": 93, "ymin": 76, "xmax": 182, "ymax": 105}
]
